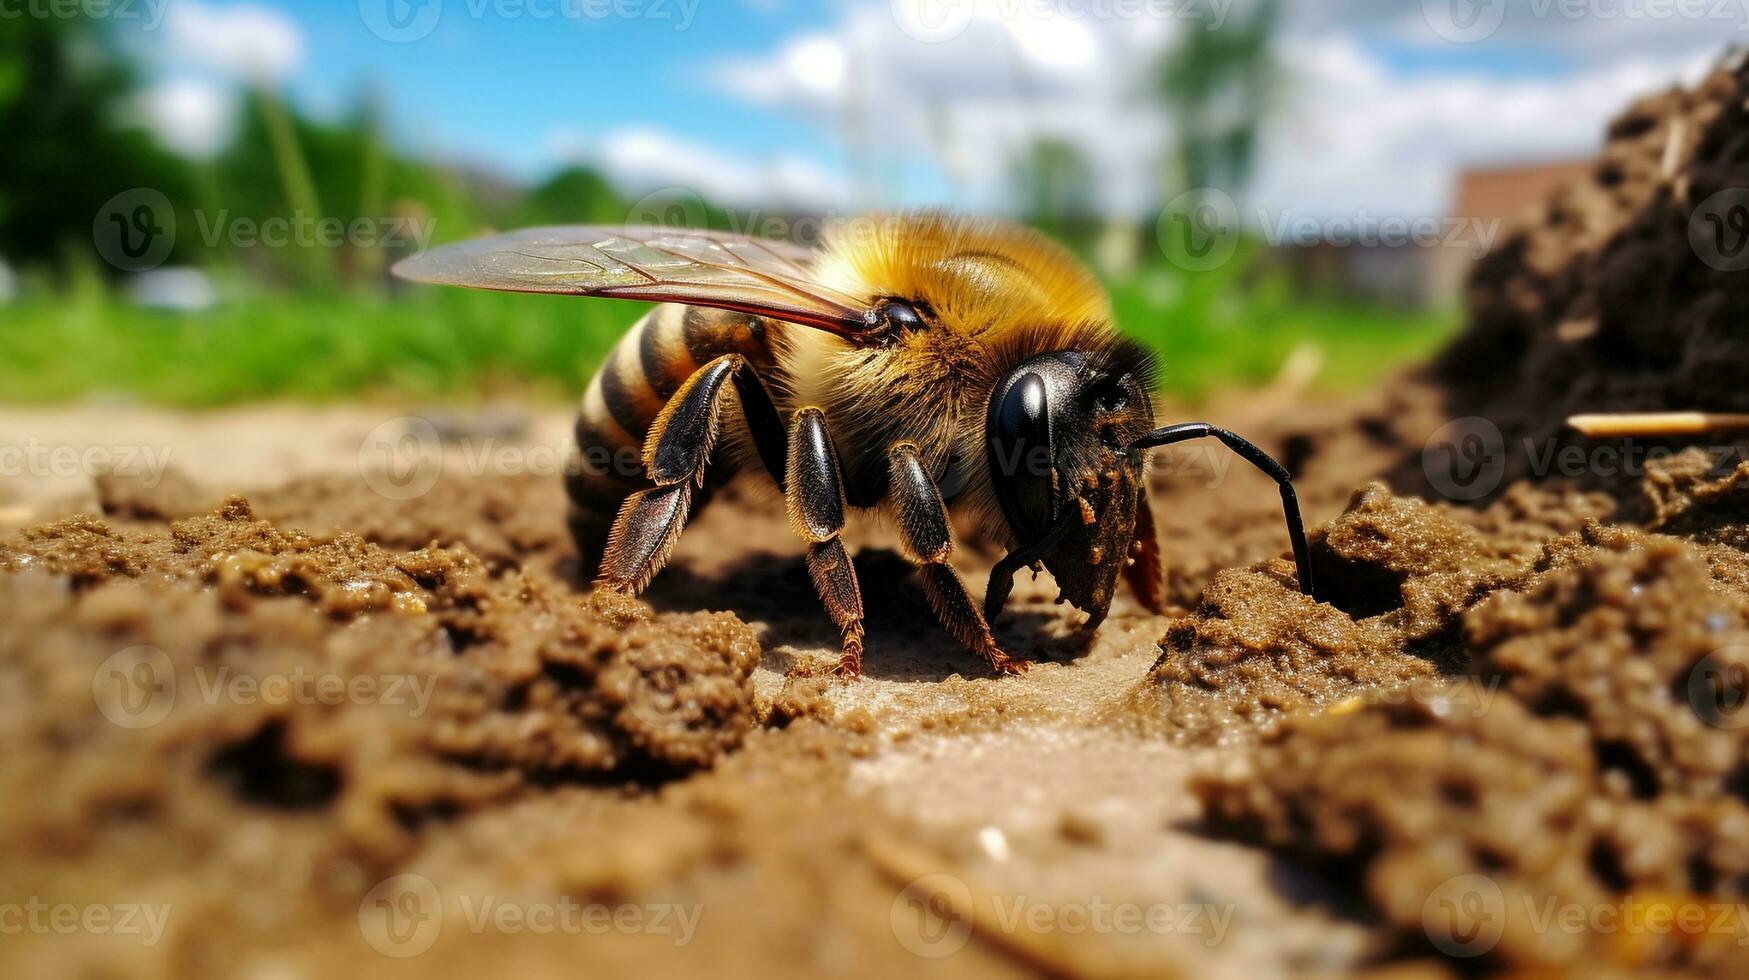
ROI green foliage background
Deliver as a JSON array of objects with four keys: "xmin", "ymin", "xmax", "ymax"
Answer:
[{"xmin": 0, "ymin": 10, "xmax": 1454, "ymax": 408}]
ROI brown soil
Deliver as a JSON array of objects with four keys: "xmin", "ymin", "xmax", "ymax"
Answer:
[{"xmin": 6, "ymin": 56, "xmax": 1749, "ymax": 980}]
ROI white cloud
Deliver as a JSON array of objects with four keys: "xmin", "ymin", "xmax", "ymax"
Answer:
[
  {"xmin": 544, "ymin": 126, "xmax": 854, "ymax": 209},
  {"xmin": 1247, "ymin": 35, "xmax": 1717, "ymax": 219},
  {"xmin": 713, "ymin": 2, "xmax": 1183, "ymax": 214},
  {"xmin": 1286, "ymin": 0, "xmax": 1747, "ymax": 59},
  {"xmin": 163, "ymin": 1, "xmax": 305, "ymax": 82},
  {"xmin": 706, "ymin": 0, "xmax": 1725, "ymax": 220},
  {"xmin": 135, "ymin": 78, "xmax": 236, "ymax": 158}
]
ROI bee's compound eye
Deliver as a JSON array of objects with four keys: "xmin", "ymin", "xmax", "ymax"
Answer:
[
  {"xmin": 876, "ymin": 298, "xmax": 927, "ymax": 334},
  {"xmin": 988, "ymin": 371, "xmax": 1056, "ymax": 542}
]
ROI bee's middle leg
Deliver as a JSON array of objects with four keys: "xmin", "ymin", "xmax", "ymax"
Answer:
[
  {"xmin": 786, "ymin": 408, "xmax": 865, "ymax": 679},
  {"xmin": 597, "ymin": 354, "xmax": 786, "ymax": 594},
  {"xmin": 888, "ymin": 443, "xmax": 1031, "ymax": 675}
]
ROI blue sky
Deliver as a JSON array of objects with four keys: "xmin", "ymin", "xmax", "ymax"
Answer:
[
  {"xmin": 126, "ymin": 0, "xmax": 1732, "ymax": 218},
  {"xmin": 279, "ymin": 1, "xmax": 842, "ymax": 178}
]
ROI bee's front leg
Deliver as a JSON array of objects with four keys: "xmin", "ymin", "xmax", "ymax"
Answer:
[
  {"xmin": 785, "ymin": 408, "xmax": 865, "ymax": 680},
  {"xmin": 888, "ymin": 443, "xmax": 1031, "ymax": 676},
  {"xmin": 1122, "ymin": 485, "xmax": 1167, "ymax": 613}
]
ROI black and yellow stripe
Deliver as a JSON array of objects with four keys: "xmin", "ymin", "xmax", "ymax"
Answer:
[{"xmin": 566, "ymin": 304, "xmax": 777, "ymax": 570}]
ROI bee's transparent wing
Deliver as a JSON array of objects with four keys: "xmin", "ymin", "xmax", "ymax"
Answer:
[{"xmin": 393, "ymin": 225, "xmax": 878, "ymax": 341}]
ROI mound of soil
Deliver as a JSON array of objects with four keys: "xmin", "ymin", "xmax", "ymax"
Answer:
[
  {"xmin": 1432, "ymin": 55, "xmax": 1749, "ymax": 492},
  {"xmin": 1194, "ymin": 522, "xmax": 1749, "ymax": 974}
]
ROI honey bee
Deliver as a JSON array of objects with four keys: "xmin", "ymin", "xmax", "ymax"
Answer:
[{"xmin": 394, "ymin": 215, "xmax": 1316, "ymax": 678}]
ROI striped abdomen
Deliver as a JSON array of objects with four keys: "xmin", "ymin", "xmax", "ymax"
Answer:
[{"xmin": 566, "ymin": 304, "xmax": 777, "ymax": 571}]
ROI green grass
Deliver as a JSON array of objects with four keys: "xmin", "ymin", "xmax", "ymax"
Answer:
[
  {"xmin": 0, "ymin": 262, "xmax": 1457, "ymax": 407},
  {"xmin": 1108, "ymin": 268, "xmax": 1457, "ymax": 400}
]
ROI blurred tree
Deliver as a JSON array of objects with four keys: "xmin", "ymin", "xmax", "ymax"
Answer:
[
  {"xmin": 515, "ymin": 166, "xmax": 624, "ymax": 226},
  {"xmin": 1154, "ymin": 0, "xmax": 1280, "ymax": 197},
  {"xmin": 1011, "ymin": 138, "xmax": 1097, "ymax": 250},
  {"xmin": 0, "ymin": 16, "xmax": 191, "ymax": 270},
  {"xmin": 212, "ymin": 90, "xmax": 500, "ymax": 289}
]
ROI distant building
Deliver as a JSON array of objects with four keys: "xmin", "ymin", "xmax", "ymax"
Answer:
[
  {"xmin": 1427, "ymin": 158, "xmax": 1596, "ymax": 303},
  {"xmin": 1267, "ymin": 157, "xmax": 1594, "ymax": 309}
]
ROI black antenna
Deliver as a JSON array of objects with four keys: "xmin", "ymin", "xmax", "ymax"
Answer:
[{"xmin": 1126, "ymin": 422, "xmax": 1317, "ymax": 600}]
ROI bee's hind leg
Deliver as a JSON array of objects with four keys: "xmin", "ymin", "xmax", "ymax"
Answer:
[
  {"xmin": 888, "ymin": 443, "xmax": 1031, "ymax": 676},
  {"xmin": 785, "ymin": 409, "xmax": 866, "ymax": 680},
  {"xmin": 596, "ymin": 354, "xmax": 787, "ymax": 594}
]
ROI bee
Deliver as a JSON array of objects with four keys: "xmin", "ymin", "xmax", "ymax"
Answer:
[{"xmin": 394, "ymin": 215, "xmax": 1316, "ymax": 678}]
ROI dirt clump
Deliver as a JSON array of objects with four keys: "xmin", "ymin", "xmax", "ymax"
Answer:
[
  {"xmin": 1431, "ymin": 56, "xmax": 1749, "ymax": 493},
  {"xmin": 0, "ymin": 497, "xmax": 760, "ymax": 871},
  {"xmin": 1146, "ymin": 481, "xmax": 1613, "ymax": 737},
  {"xmin": 1193, "ymin": 533, "xmax": 1749, "ymax": 974}
]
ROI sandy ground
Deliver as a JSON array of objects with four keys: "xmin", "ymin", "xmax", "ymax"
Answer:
[{"xmin": 0, "ymin": 394, "xmax": 1400, "ymax": 979}]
